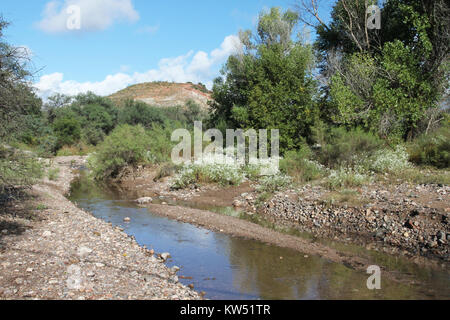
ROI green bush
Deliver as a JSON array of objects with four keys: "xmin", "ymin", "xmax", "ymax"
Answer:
[
  {"xmin": 145, "ymin": 124, "xmax": 178, "ymax": 164},
  {"xmin": 256, "ymin": 174, "xmax": 292, "ymax": 193},
  {"xmin": 325, "ymin": 167, "xmax": 372, "ymax": 190},
  {"xmin": 118, "ymin": 100, "xmax": 166, "ymax": 128},
  {"xmin": 48, "ymin": 167, "xmax": 60, "ymax": 181},
  {"xmin": 53, "ymin": 116, "xmax": 82, "ymax": 148},
  {"xmin": 316, "ymin": 127, "xmax": 384, "ymax": 168},
  {"xmin": 280, "ymin": 146, "xmax": 325, "ymax": 183},
  {"xmin": 408, "ymin": 126, "xmax": 450, "ymax": 169},
  {"xmin": 82, "ymin": 125, "xmax": 106, "ymax": 146},
  {"xmin": 0, "ymin": 146, "xmax": 43, "ymax": 192},
  {"xmin": 88, "ymin": 125, "xmax": 153, "ymax": 180}
]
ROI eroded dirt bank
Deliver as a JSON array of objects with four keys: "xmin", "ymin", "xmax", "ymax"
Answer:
[{"xmin": 0, "ymin": 156, "xmax": 200, "ymax": 300}]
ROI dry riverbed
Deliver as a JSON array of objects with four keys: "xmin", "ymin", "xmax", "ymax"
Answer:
[{"xmin": 0, "ymin": 156, "xmax": 200, "ymax": 300}]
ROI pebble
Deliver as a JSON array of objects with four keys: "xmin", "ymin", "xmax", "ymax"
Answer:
[
  {"xmin": 77, "ymin": 246, "xmax": 93, "ymax": 259},
  {"xmin": 42, "ymin": 231, "xmax": 52, "ymax": 237}
]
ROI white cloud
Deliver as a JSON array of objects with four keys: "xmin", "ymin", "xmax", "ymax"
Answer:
[
  {"xmin": 34, "ymin": 35, "xmax": 242, "ymax": 99},
  {"xmin": 37, "ymin": 0, "xmax": 139, "ymax": 33}
]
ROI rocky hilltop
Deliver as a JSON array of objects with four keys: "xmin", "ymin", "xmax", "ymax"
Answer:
[{"xmin": 109, "ymin": 82, "xmax": 212, "ymax": 110}]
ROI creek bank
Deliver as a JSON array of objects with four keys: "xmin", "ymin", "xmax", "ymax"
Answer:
[
  {"xmin": 0, "ymin": 156, "xmax": 200, "ymax": 300},
  {"xmin": 117, "ymin": 165, "xmax": 449, "ymax": 268}
]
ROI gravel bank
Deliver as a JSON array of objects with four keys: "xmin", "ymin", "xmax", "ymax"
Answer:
[{"xmin": 0, "ymin": 156, "xmax": 200, "ymax": 300}]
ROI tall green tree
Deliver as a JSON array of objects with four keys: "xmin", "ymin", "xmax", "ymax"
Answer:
[
  {"xmin": 209, "ymin": 7, "xmax": 318, "ymax": 152},
  {"xmin": 0, "ymin": 17, "xmax": 43, "ymax": 141},
  {"xmin": 298, "ymin": 0, "xmax": 449, "ymax": 139}
]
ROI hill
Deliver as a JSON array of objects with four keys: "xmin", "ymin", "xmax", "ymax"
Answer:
[{"xmin": 109, "ymin": 82, "xmax": 212, "ymax": 110}]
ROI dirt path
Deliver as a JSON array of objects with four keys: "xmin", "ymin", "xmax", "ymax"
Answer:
[{"xmin": 0, "ymin": 156, "xmax": 200, "ymax": 300}]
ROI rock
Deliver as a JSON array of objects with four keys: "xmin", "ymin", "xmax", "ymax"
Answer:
[
  {"xmin": 1, "ymin": 230, "xmax": 8, "ymax": 235},
  {"xmin": 160, "ymin": 252, "xmax": 171, "ymax": 261},
  {"xmin": 77, "ymin": 246, "xmax": 93, "ymax": 259},
  {"xmin": 123, "ymin": 217, "xmax": 131, "ymax": 222},
  {"xmin": 171, "ymin": 266, "xmax": 180, "ymax": 273},
  {"xmin": 26, "ymin": 268, "xmax": 33, "ymax": 273},
  {"xmin": 233, "ymin": 200, "xmax": 243, "ymax": 208},
  {"xmin": 42, "ymin": 231, "xmax": 52, "ymax": 237},
  {"xmin": 188, "ymin": 284, "xmax": 195, "ymax": 290},
  {"xmin": 136, "ymin": 197, "xmax": 153, "ymax": 205},
  {"xmin": 437, "ymin": 231, "xmax": 445, "ymax": 240}
]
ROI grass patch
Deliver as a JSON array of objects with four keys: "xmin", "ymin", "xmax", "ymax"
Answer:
[
  {"xmin": 321, "ymin": 189, "xmax": 368, "ymax": 206},
  {"xmin": 47, "ymin": 167, "xmax": 60, "ymax": 181}
]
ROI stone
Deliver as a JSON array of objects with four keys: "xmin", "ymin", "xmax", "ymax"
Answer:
[
  {"xmin": 233, "ymin": 200, "xmax": 243, "ymax": 208},
  {"xmin": 160, "ymin": 252, "xmax": 171, "ymax": 261},
  {"xmin": 77, "ymin": 246, "xmax": 93, "ymax": 259},
  {"xmin": 123, "ymin": 217, "xmax": 131, "ymax": 222},
  {"xmin": 136, "ymin": 197, "xmax": 153, "ymax": 205},
  {"xmin": 42, "ymin": 231, "xmax": 52, "ymax": 237}
]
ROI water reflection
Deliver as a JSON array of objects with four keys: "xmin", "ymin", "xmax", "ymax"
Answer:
[{"xmin": 69, "ymin": 173, "xmax": 450, "ymax": 300}]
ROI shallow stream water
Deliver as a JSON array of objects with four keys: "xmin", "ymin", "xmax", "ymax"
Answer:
[{"xmin": 69, "ymin": 173, "xmax": 449, "ymax": 300}]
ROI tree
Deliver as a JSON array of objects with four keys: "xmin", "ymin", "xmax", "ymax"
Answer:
[
  {"xmin": 209, "ymin": 7, "xmax": 318, "ymax": 152},
  {"xmin": 118, "ymin": 100, "xmax": 165, "ymax": 128},
  {"xmin": 0, "ymin": 16, "xmax": 43, "ymax": 140},
  {"xmin": 297, "ymin": 0, "xmax": 449, "ymax": 139}
]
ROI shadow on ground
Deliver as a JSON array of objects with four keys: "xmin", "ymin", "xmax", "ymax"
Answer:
[{"xmin": 0, "ymin": 188, "xmax": 42, "ymax": 249}]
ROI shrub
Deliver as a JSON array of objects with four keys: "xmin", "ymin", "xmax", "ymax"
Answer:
[
  {"xmin": 145, "ymin": 124, "xmax": 177, "ymax": 164},
  {"xmin": 171, "ymin": 150, "xmax": 281, "ymax": 189},
  {"xmin": 369, "ymin": 145, "xmax": 412, "ymax": 173},
  {"xmin": 53, "ymin": 116, "xmax": 82, "ymax": 148},
  {"xmin": 88, "ymin": 125, "xmax": 152, "ymax": 180},
  {"xmin": 408, "ymin": 126, "xmax": 450, "ymax": 169},
  {"xmin": 82, "ymin": 125, "xmax": 106, "ymax": 146},
  {"xmin": 256, "ymin": 174, "xmax": 292, "ymax": 193},
  {"xmin": 317, "ymin": 127, "xmax": 384, "ymax": 168},
  {"xmin": 280, "ymin": 146, "xmax": 325, "ymax": 183},
  {"xmin": 48, "ymin": 167, "xmax": 60, "ymax": 181},
  {"xmin": 172, "ymin": 162, "xmax": 246, "ymax": 189},
  {"xmin": 56, "ymin": 143, "xmax": 94, "ymax": 156},
  {"xmin": 0, "ymin": 146, "xmax": 43, "ymax": 192},
  {"xmin": 118, "ymin": 100, "xmax": 166, "ymax": 128},
  {"xmin": 326, "ymin": 167, "xmax": 372, "ymax": 190},
  {"xmin": 37, "ymin": 134, "xmax": 59, "ymax": 157}
]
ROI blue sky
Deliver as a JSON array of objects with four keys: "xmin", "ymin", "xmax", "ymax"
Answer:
[{"xmin": 1, "ymin": 0, "xmax": 333, "ymax": 98}]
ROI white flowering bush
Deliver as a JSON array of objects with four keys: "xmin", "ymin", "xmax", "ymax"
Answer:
[
  {"xmin": 256, "ymin": 174, "xmax": 292, "ymax": 193},
  {"xmin": 369, "ymin": 145, "xmax": 411, "ymax": 173},
  {"xmin": 326, "ymin": 167, "xmax": 372, "ymax": 190},
  {"xmin": 171, "ymin": 149, "xmax": 281, "ymax": 189}
]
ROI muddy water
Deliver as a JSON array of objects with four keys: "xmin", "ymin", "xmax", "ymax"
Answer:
[{"xmin": 69, "ymin": 173, "xmax": 450, "ymax": 300}]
